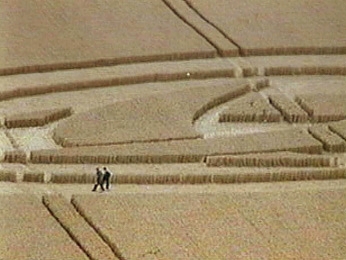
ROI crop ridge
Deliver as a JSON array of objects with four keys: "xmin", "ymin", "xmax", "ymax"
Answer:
[{"xmin": 4, "ymin": 108, "xmax": 72, "ymax": 128}]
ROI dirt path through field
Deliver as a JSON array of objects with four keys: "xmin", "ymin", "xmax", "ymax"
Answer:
[{"xmin": 1, "ymin": 179, "xmax": 346, "ymax": 200}]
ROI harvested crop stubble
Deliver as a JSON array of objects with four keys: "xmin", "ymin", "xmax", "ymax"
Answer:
[
  {"xmin": 253, "ymin": 77, "xmax": 270, "ymax": 91},
  {"xmin": 23, "ymin": 171, "xmax": 45, "ymax": 183},
  {"xmin": 71, "ymin": 193, "xmax": 280, "ymax": 259},
  {"xmin": 219, "ymin": 92, "xmax": 282, "ymax": 122},
  {"xmin": 4, "ymin": 107, "xmax": 72, "ymax": 128},
  {"xmin": 212, "ymin": 168, "xmax": 346, "ymax": 183},
  {"xmin": 206, "ymin": 152, "xmax": 337, "ymax": 167},
  {"xmin": 4, "ymin": 149, "xmax": 27, "ymax": 164},
  {"xmin": 51, "ymin": 172, "xmax": 96, "ymax": 184},
  {"xmin": 53, "ymin": 80, "xmax": 251, "ymax": 146},
  {"xmin": 116, "ymin": 173, "xmax": 182, "ymax": 185},
  {"xmin": 242, "ymin": 55, "xmax": 346, "ymax": 76},
  {"xmin": 296, "ymin": 94, "xmax": 346, "ymax": 122},
  {"xmin": 308, "ymin": 125, "xmax": 346, "ymax": 152},
  {"xmin": 32, "ymin": 128, "xmax": 323, "ymax": 164},
  {"xmin": 269, "ymin": 94, "xmax": 309, "ymax": 123},
  {"xmin": 43, "ymin": 194, "xmax": 118, "ymax": 260},
  {"xmin": 0, "ymin": 195, "xmax": 88, "ymax": 260},
  {"xmin": 0, "ymin": 169, "xmax": 17, "ymax": 182},
  {"xmin": 46, "ymin": 167, "xmax": 346, "ymax": 184},
  {"xmin": 265, "ymin": 66, "xmax": 346, "ymax": 76},
  {"xmin": 0, "ymin": 0, "xmax": 216, "ymax": 75},
  {"xmin": 230, "ymin": 189, "xmax": 346, "ymax": 259},
  {"xmin": 185, "ymin": 0, "xmax": 346, "ymax": 56},
  {"xmin": 50, "ymin": 170, "xmax": 119, "ymax": 184}
]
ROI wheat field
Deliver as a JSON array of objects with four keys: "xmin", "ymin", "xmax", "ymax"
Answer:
[
  {"xmin": 70, "ymin": 186, "xmax": 346, "ymax": 259},
  {"xmin": 1, "ymin": 0, "xmax": 346, "ymax": 258}
]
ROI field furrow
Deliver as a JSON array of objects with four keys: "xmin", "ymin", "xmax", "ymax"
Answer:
[
  {"xmin": 0, "ymin": 0, "xmax": 216, "ymax": 75},
  {"xmin": 186, "ymin": 0, "xmax": 346, "ymax": 56},
  {"xmin": 162, "ymin": 0, "xmax": 239, "ymax": 57},
  {"xmin": 43, "ymin": 194, "xmax": 118, "ymax": 260},
  {"xmin": 72, "ymin": 193, "xmax": 279, "ymax": 259},
  {"xmin": 0, "ymin": 195, "xmax": 88, "ymax": 260}
]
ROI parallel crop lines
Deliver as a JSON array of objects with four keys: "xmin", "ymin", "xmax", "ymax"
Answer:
[
  {"xmin": 32, "ymin": 128, "xmax": 323, "ymax": 164},
  {"xmin": 269, "ymin": 94, "xmax": 309, "ymax": 123},
  {"xmin": 0, "ymin": 195, "xmax": 88, "ymax": 260},
  {"xmin": 43, "ymin": 194, "xmax": 118, "ymax": 260},
  {"xmin": 162, "ymin": 0, "xmax": 239, "ymax": 57},
  {"xmin": 0, "ymin": 58, "xmax": 239, "ymax": 101},
  {"xmin": 308, "ymin": 125, "xmax": 346, "ymax": 152},
  {"xmin": 72, "ymin": 193, "xmax": 278, "ymax": 259}
]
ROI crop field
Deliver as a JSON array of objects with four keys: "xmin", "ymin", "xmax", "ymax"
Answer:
[
  {"xmin": 0, "ymin": 194, "xmax": 88, "ymax": 260},
  {"xmin": 70, "ymin": 186, "xmax": 346, "ymax": 259},
  {"xmin": 1, "ymin": 0, "xmax": 346, "ymax": 259}
]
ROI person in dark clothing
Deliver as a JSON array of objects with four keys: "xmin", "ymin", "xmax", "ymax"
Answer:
[
  {"xmin": 92, "ymin": 167, "xmax": 105, "ymax": 192},
  {"xmin": 102, "ymin": 167, "xmax": 112, "ymax": 190}
]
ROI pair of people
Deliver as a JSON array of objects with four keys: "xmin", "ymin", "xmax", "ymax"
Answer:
[{"xmin": 92, "ymin": 167, "xmax": 112, "ymax": 192}]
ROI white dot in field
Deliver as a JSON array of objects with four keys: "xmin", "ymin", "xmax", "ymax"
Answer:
[{"xmin": 186, "ymin": 72, "xmax": 190, "ymax": 77}]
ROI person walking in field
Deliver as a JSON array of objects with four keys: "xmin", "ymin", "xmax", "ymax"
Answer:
[
  {"xmin": 92, "ymin": 167, "xmax": 105, "ymax": 192},
  {"xmin": 102, "ymin": 166, "xmax": 113, "ymax": 191}
]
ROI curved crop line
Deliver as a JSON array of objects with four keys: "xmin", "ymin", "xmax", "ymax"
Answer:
[
  {"xmin": 193, "ymin": 78, "xmax": 270, "ymax": 123},
  {"xmin": 192, "ymin": 83, "xmax": 251, "ymax": 123}
]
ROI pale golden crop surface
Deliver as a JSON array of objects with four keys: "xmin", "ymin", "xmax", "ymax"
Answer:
[
  {"xmin": 0, "ymin": 194, "xmax": 88, "ymax": 260},
  {"xmin": 0, "ymin": 1, "xmax": 346, "ymax": 259},
  {"xmin": 186, "ymin": 0, "xmax": 346, "ymax": 55},
  {"xmin": 72, "ymin": 184, "xmax": 346, "ymax": 259},
  {"xmin": 0, "ymin": 0, "xmax": 215, "ymax": 74},
  {"xmin": 231, "ymin": 189, "xmax": 346, "ymax": 259}
]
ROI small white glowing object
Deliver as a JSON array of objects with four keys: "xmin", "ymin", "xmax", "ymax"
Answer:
[{"xmin": 186, "ymin": 72, "xmax": 190, "ymax": 77}]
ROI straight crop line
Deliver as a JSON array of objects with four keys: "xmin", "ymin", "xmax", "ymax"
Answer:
[
  {"xmin": 161, "ymin": 0, "xmax": 221, "ymax": 56},
  {"xmin": 182, "ymin": 0, "xmax": 244, "ymax": 55},
  {"xmin": 70, "ymin": 198, "xmax": 127, "ymax": 260},
  {"xmin": 41, "ymin": 197, "xmax": 93, "ymax": 260}
]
